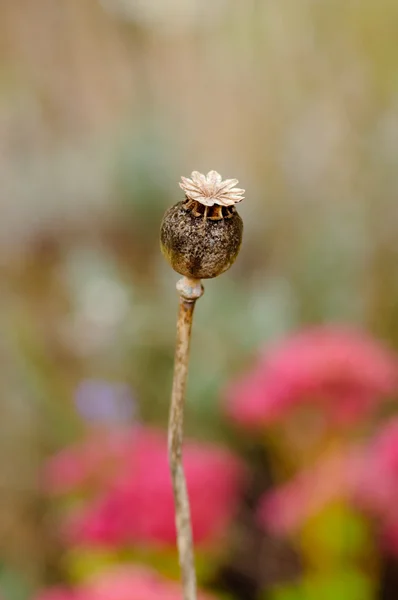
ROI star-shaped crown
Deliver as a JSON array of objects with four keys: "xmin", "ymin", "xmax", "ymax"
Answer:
[{"xmin": 179, "ymin": 170, "xmax": 245, "ymax": 207}]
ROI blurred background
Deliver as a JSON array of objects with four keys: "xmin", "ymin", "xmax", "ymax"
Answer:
[{"xmin": 2, "ymin": 1, "xmax": 398, "ymax": 599}]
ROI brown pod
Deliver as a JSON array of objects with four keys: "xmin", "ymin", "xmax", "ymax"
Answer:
[{"xmin": 160, "ymin": 170, "xmax": 244, "ymax": 279}]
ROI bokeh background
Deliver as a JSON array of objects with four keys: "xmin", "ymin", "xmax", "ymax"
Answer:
[{"xmin": 2, "ymin": 1, "xmax": 398, "ymax": 599}]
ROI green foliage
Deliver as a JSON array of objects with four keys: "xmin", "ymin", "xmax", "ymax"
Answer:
[
  {"xmin": 270, "ymin": 568, "xmax": 373, "ymax": 600},
  {"xmin": 0, "ymin": 566, "xmax": 31, "ymax": 600},
  {"xmin": 302, "ymin": 503, "xmax": 372, "ymax": 565}
]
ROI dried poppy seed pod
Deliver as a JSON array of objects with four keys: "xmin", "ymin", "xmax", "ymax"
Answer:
[{"xmin": 160, "ymin": 170, "xmax": 244, "ymax": 279}]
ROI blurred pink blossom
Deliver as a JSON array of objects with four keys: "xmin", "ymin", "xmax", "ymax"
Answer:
[
  {"xmin": 225, "ymin": 326, "xmax": 398, "ymax": 428},
  {"xmin": 350, "ymin": 420, "xmax": 398, "ymax": 556},
  {"xmin": 258, "ymin": 419, "xmax": 398, "ymax": 557},
  {"xmin": 353, "ymin": 420, "xmax": 398, "ymax": 523},
  {"xmin": 258, "ymin": 447, "xmax": 362, "ymax": 534},
  {"xmin": 35, "ymin": 568, "xmax": 216, "ymax": 600},
  {"xmin": 46, "ymin": 426, "xmax": 245, "ymax": 549},
  {"xmin": 43, "ymin": 429, "xmax": 134, "ymax": 495}
]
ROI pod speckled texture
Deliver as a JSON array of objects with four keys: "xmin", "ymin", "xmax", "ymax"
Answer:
[{"xmin": 160, "ymin": 201, "xmax": 243, "ymax": 279}]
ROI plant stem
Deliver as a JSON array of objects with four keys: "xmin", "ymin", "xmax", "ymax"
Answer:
[{"xmin": 168, "ymin": 276, "xmax": 204, "ymax": 600}]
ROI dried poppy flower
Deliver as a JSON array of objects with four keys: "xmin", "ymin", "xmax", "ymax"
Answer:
[{"xmin": 160, "ymin": 170, "xmax": 244, "ymax": 279}]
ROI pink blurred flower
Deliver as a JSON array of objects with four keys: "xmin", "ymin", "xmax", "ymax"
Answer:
[
  {"xmin": 35, "ymin": 568, "xmax": 216, "ymax": 600},
  {"xmin": 46, "ymin": 427, "xmax": 245, "ymax": 549},
  {"xmin": 225, "ymin": 326, "xmax": 398, "ymax": 428},
  {"xmin": 258, "ymin": 447, "xmax": 361, "ymax": 534},
  {"xmin": 353, "ymin": 420, "xmax": 398, "ymax": 523},
  {"xmin": 43, "ymin": 429, "xmax": 134, "ymax": 495},
  {"xmin": 350, "ymin": 420, "xmax": 398, "ymax": 556},
  {"xmin": 258, "ymin": 419, "xmax": 398, "ymax": 556}
]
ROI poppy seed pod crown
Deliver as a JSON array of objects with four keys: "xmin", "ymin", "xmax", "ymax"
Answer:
[{"xmin": 160, "ymin": 170, "xmax": 244, "ymax": 279}]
